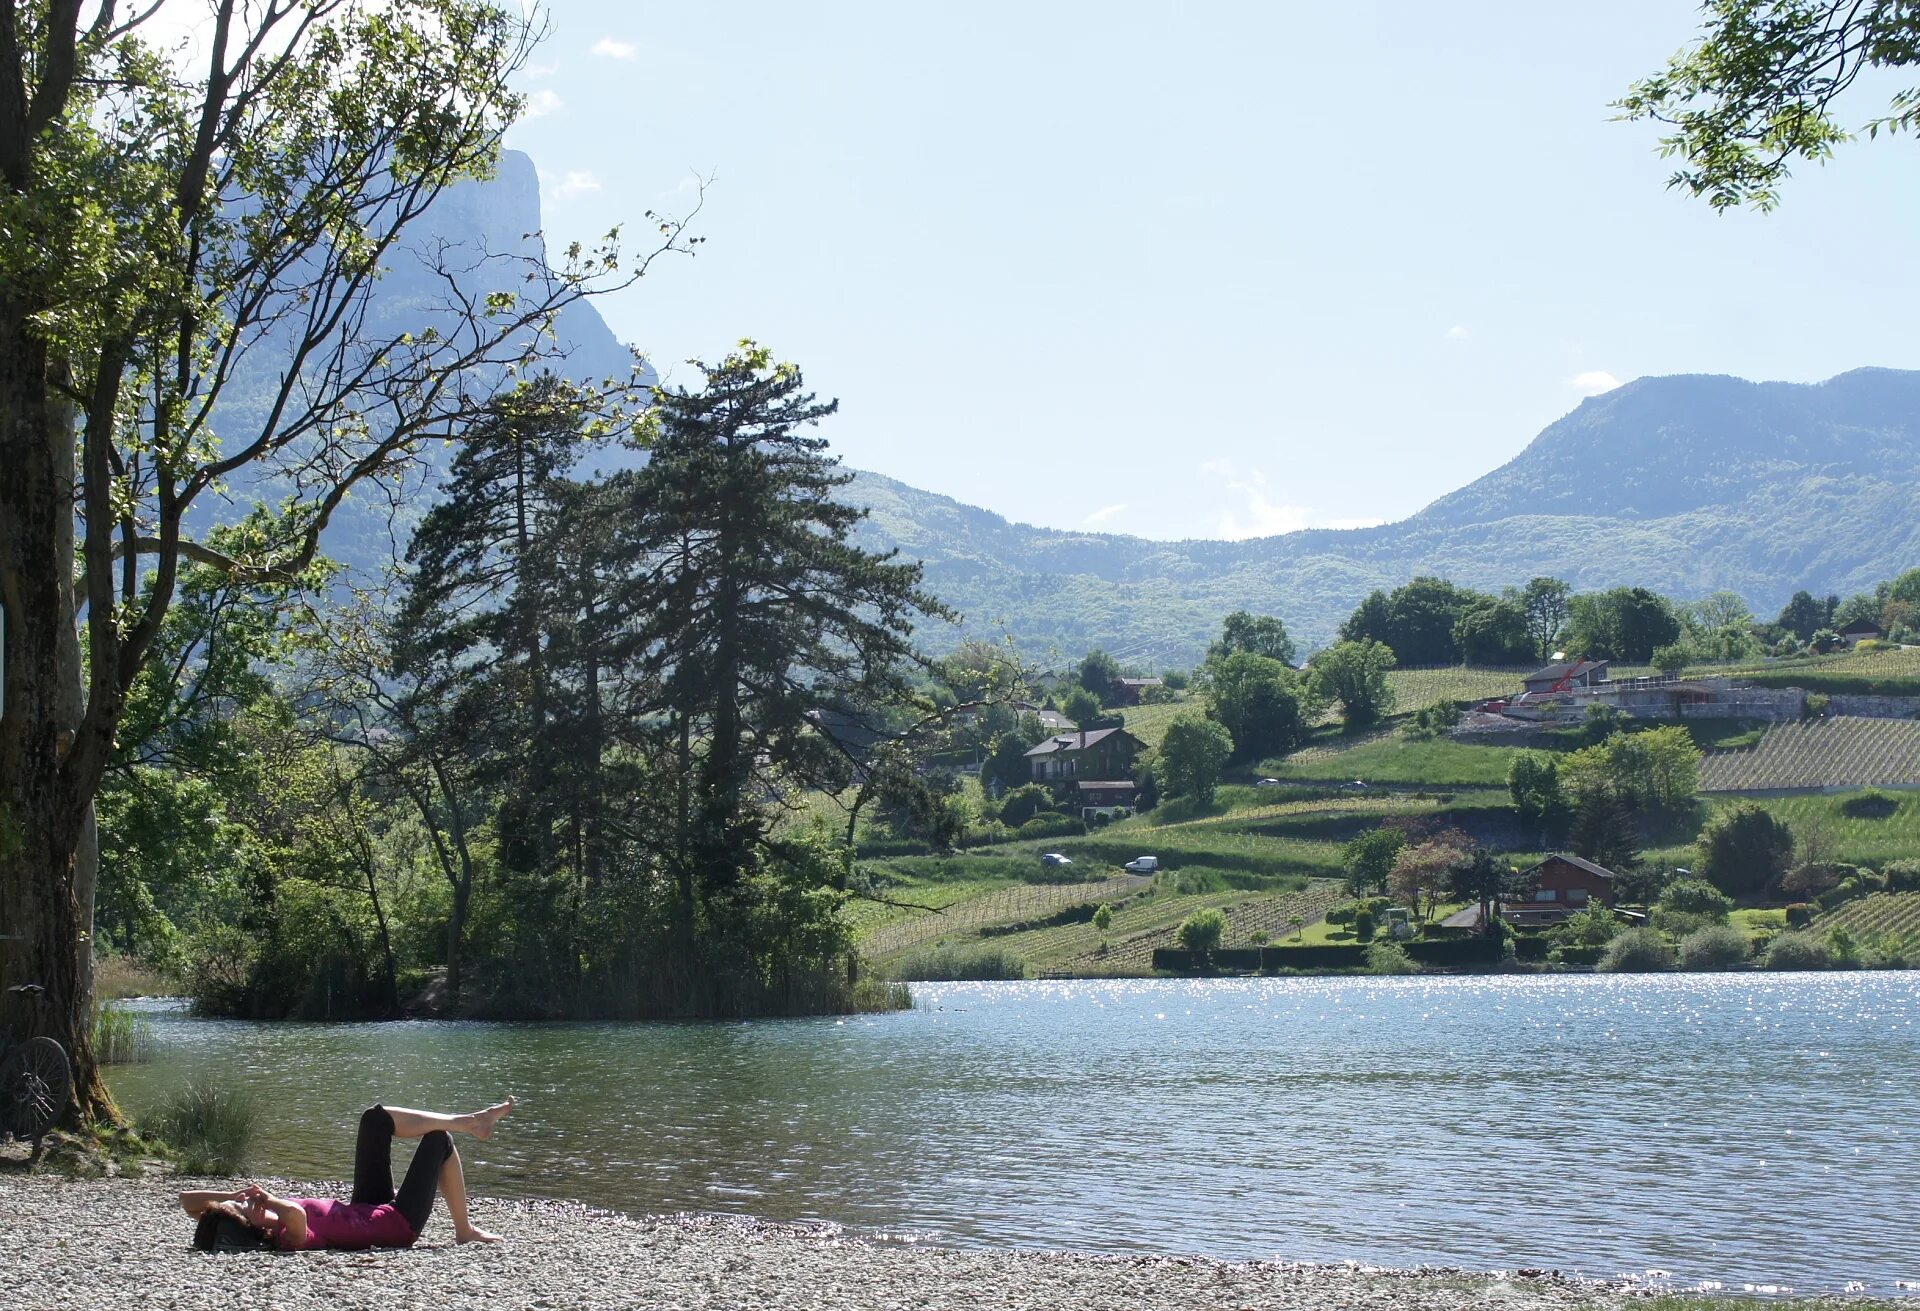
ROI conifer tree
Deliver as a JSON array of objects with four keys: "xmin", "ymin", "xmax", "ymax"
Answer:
[{"xmin": 626, "ymin": 345, "xmax": 950, "ymax": 984}]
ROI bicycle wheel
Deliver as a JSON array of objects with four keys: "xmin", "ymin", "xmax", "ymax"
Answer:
[{"xmin": 0, "ymin": 1036, "xmax": 70, "ymax": 1140}]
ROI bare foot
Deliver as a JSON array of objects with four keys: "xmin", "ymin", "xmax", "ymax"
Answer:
[
  {"xmin": 469, "ymin": 1097, "xmax": 514, "ymax": 1141},
  {"xmin": 456, "ymin": 1226, "xmax": 505, "ymax": 1245}
]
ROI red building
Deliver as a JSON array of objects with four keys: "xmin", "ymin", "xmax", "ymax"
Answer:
[{"xmin": 1503, "ymin": 853, "xmax": 1618, "ymax": 926}]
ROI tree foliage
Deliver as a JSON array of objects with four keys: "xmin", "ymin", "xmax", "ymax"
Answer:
[
  {"xmin": 1696, "ymin": 801, "xmax": 1796, "ymax": 897},
  {"xmin": 1339, "ymin": 577, "xmax": 1485, "ymax": 665},
  {"xmin": 0, "ymin": 0, "xmax": 700, "ymax": 1122},
  {"xmin": 1619, "ymin": 1, "xmax": 1920, "ymax": 212},
  {"xmin": 1563, "ymin": 587, "xmax": 1681, "ymax": 663},
  {"xmin": 1307, "ymin": 640, "xmax": 1397, "ymax": 731},
  {"xmin": 1207, "ymin": 610, "xmax": 1297, "ymax": 668},
  {"xmin": 1342, "ymin": 827, "xmax": 1408, "ymax": 896},
  {"xmin": 1158, "ymin": 716, "xmax": 1233, "ymax": 804},
  {"xmin": 1206, "ymin": 652, "xmax": 1306, "ymax": 762}
]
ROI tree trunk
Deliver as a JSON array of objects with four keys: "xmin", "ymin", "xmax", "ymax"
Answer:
[{"xmin": 0, "ymin": 310, "xmax": 115, "ymax": 1126}]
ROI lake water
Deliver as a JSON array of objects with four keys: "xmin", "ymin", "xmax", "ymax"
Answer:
[{"xmin": 109, "ymin": 974, "xmax": 1920, "ymax": 1294}]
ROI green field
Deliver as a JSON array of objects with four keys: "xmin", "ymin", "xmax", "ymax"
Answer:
[{"xmin": 1265, "ymin": 733, "xmax": 1523, "ymax": 786}]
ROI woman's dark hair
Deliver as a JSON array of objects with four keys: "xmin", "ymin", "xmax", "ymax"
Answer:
[{"xmin": 192, "ymin": 1208, "xmax": 275, "ymax": 1253}]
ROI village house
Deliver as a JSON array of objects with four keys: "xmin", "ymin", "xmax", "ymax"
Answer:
[
  {"xmin": 1025, "ymin": 726, "xmax": 1144, "ymax": 787},
  {"xmin": 1112, "ymin": 677, "xmax": 1164, "ymax": 706},
  {"xmin": 1841, "ymin": 619, "xmax": 1886, "ymax": 647},
  {"xmin": 1072, "ymin": 779, "xmax": 1140, "ymax": 819},
  {"xmin": 1502, "ymin": 853, "xmax": 1618, "ymax": 926},
  {"xmin": 1520, "ymin": 659, "xmax": 1609, "ymax": 696}
]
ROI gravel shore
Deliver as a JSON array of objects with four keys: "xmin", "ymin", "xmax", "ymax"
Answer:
[{"xmin": 0, "ymin": 1172, "xmax": 1693, "ymax": 1311}]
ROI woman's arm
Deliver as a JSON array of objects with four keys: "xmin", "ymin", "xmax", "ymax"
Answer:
[
  {"xmin": 250, "ymin": 1192, "xmax": 308, "ymax": 1248},
  {"xmin": 178, "ymin": 1188, "xmax": 248, "ymax": 1217}
]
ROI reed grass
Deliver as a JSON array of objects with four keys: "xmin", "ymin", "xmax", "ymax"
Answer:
[{"xmin": 89, "ymin": 998, "xmax": 153, "ymax": 1065}]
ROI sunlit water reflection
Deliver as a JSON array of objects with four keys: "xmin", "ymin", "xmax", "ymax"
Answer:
[{"xmin": 110, "ymin": 973, "xmax": 1920, "ymax": 1292}]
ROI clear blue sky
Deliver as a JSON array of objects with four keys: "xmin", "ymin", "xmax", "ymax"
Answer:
[{"xmin": 505, "ymin": 1, "xmax": 1920, "ymax": 541}]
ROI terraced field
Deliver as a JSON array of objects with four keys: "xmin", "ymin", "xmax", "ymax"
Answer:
[
  {"xmin": 1118, "ymin": 698, "xmax": 1187, "ymax": 749},
  {"xmin": 1820, "ymin": 892, "xmax": 1920, "ymax": 946},
  {"xmin": 896, "ymin": 878, "xmax": 1346, "ymax": 976},
  {"xmin": 1698, "ymin": 716, "xmax": 1920, "ymax": 791},
  {"xmin": 856, "ymin": 873, "xmax": 1150, "ymax": 957},
  {"xmin": 1385, "ymin": 666, "xmax": 1531, "ymax": 713}
]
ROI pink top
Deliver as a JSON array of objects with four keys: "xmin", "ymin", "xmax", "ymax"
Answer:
[{"xmin": 274, "ymin": 1198, "xmax": 418, "ymax": 1251}]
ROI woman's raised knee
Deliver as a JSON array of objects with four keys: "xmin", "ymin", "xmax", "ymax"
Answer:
[
  {"xmin": 422, "ymin": 1128, "xmax": 453, "ymax": 1152},
  {"xmin": 360, "ymin": 1105, "xmax": 394, "ymax": 1133}
]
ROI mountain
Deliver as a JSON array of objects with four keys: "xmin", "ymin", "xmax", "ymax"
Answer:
[
  {"xmin": 844, "ymin": 369, "xmax": 1920, "ymax": 667},
  {"xmin": 269, "ymin": 157, "xmax": 1920, "ymax": 669}
]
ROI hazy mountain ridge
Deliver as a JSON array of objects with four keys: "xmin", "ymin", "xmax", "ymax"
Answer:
[
  {"xmin": 843, "ymin": 369, "xmax": 1920, "ymax": 666},
  {"xmin": 273, "ymin": 159, "xmax": 1920, "ymax": 668}
]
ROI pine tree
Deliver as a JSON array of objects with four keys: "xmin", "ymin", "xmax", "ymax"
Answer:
[{"xmin": 625, "ymin": 346, "xmax": 950, "ymax": 985}]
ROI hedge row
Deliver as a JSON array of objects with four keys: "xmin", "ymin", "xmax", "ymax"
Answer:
[{"xmin": 1152, "ymin": 936, "xmax": 1543, "ymax": 973}]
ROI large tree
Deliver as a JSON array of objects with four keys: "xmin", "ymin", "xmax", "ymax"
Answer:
[
  {"xmin": 1340, "ymin": 577, "xmax": 1486, "ymax": 666},
  {"xmin": 1207, "ymin": 610, "xmax": 1297, "ymax": 668},
  {"xmin": 0, "ymin": 1, "xmax": 689, "ymax": 1121},
  {"xmin": 627, "ymin": 345, "xmax": 950, "ymax": 996},
  {"xmin": 1620, "ymin": 1, "xmax": 1920, "ymax": 211},
  {"xmin": 1206, "ymin": 651, "xmax": 1306, "ymax": 763},
  {"xmin": 1307, "ymin": 639, "xmax": 1397, "ymax": 731}
]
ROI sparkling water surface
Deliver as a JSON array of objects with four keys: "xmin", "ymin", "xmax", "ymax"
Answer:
[{"xmin": 110, "ymin": 973, "xmax": 1920, "ymax": 1292}]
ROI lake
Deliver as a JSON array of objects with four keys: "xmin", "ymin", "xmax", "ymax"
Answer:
[{"xmin": 108, "ymin": 973, "xmax": 1920, "ymax": 1294}]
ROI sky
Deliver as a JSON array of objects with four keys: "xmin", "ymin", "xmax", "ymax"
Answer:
[{"xmin": 503, "ymin": 1, "xmax": 1920, "ymax": 541}]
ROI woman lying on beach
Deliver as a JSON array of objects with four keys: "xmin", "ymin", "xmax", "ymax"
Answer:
[{"xmin": 180, "ymin": 1099, "xmax": 514, "ymax": 1252}]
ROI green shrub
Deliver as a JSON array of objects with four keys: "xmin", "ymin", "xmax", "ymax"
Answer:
[
  {"xmin": 1764, "ymin": 931, "xmax": 1832, "ymax": 971},
  {"xmin": 1091, "ymin": 903, "xmax": 1113, "ymax": 931},
  {"xmin": 1176, "ymin": 907, "xmax": 1227, "ymax": 957},
  {"xmin": 1364, "ymin": 942, "xmax": 1418, "ymax": 975},
  {"xmin": 1885, "ymin": 859, "xmax": 1920, "ymax": 893},
  {"xmin": 1352, "ymin": 907, "xmax": 1376, "ymax": 942},
  {"xmin": 1650, "ymin": 909, "xmax": 1720, "ymax": 940},
  {"xmin": 1016, "ymin": 811, "xmax": 1086, "ymax": 840},
  {"xmin": 1551, "ymin": 904, "xmax": 1621, "ymax": 950},
  {"xmin": 1549, "ymin": 942, "xmax": 1606, "ymax": 966},
  {"xmin": 1598, "ymin": 927, "xmax": 1675, "ymax": 973},
  {"xmin": 1655, "ymin": 877, "xmax": 1733, "ymax": 921},
  {"xmin": 998, "ymin": 784, "xmax": 1053, "ymax": 827},
  {"xmin": 147, "ymin": 1080, "xmax": 262, "ymax": 1174},
  {"xmin": 1677, "ymin": 924, "xmax": 1751, "ymax": 972},
  {"xmin": 1825, "ymin": 926, "xmax": 1865, "ymax": 968},
  {"xmin": 891, "ymin": 944, "xmax": 1028, "ymax": 981},
  {"xmin": 1784, "ymin": 903, "xmax": 1813, "ymax": 928},
  {"xmin": 1840, "ymin": 790, "xmax": 1901, "ymax": 819}
]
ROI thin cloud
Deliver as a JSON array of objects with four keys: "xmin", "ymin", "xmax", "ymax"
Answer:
[
  {"xmin": 1203, "ymin": 460, "xmax": 1311, "ymax": 540},
  {"xmin": 542, "ymin": 169, "xmax": 603, "ymax": 202},
  {"xmin": 1083, "ymin": 503, "xmax": 1129, "ymax": 526},
  {"xmin": 1570, "ymin": 369, "xmax": 1622, "ymax": 396},
  {"xmin": 1446, "ymin": 324, "xmax": 1470, "ymax": 341},
  {"xmin": 523, "ymin": 88, "xmax": 563, "ymax": 119},
  {"xmin": 592, "ymin": 36, "xmax": 638, "ymax": 59}
]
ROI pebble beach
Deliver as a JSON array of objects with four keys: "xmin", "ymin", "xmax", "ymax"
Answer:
[{"xmin": 0, "ymin": 1173, "xmax": 1678, "ymax": 1311}]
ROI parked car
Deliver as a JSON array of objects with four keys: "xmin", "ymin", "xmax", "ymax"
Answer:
[
  {"xmin": 1254, "ymin": 777, "xmax": 1284, "ymax": 788},
  {"xmin": 1040, "ymin": 852, "xmax": 1073, "ymax": 867},
  {"xmin": 1339, "ymin": 779, "xmax": 1371, "ymax": 791},
  {"xmin": 1123, "ymin": 855, "xmax": 1160, "ymax": 873}
]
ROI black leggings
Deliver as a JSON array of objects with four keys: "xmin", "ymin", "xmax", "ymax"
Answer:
[{"xmin": 351, "ymin": 1106, "xmax": 452, "ymax": 1236}]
